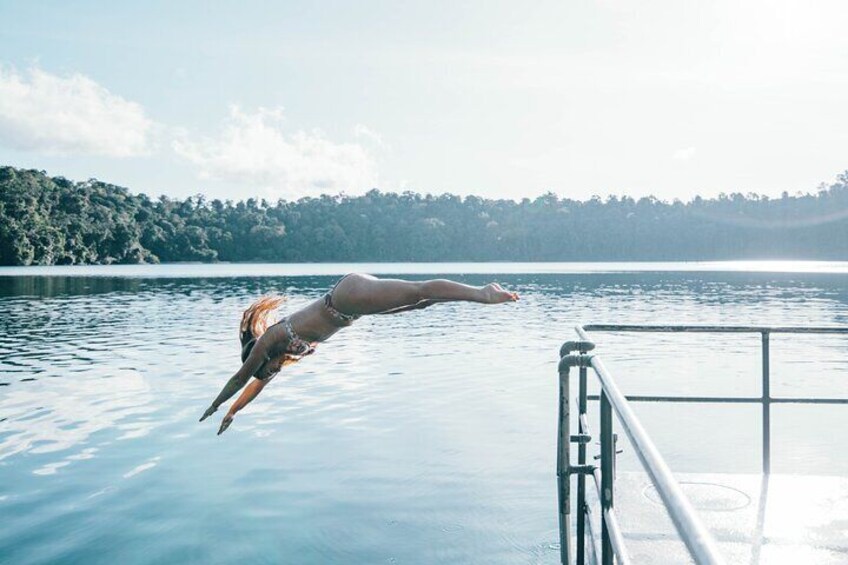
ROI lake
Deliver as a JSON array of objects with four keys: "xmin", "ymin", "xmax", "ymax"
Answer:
[{"xmin": 1, "ymin": 262, "xmax": 847, "ymax": 564}]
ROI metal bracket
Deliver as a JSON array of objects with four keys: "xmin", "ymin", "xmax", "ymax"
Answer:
[
  {"xmin": 570, "ymin": 433, "xmax": 591, "ymax": 444},
  {"xmin": 558, "ymin": 353, "xmax": 594, "ymax": 373},
  {"xmin": 568, "ymin": 464, "xmax": 597, "ymax": 475},
  {"xmin": 560, "ymin": 340, "xmax": 596, "ymax": 357}
]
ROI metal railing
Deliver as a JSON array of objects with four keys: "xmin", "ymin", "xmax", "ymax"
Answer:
[
  {"xmin": 585, "ymin": 324, "xmax": 848, "ymax": 475},
  {"xmin": 557, "ymin": 324, "xmax": 848, "ymax": 565}
]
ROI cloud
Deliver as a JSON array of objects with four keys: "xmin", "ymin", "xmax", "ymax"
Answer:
[
  {"xmin": 0, "ymin": 66, "xmax": 153, "ymax": 157},
  {"xmin": 672, "ymin": 146, "xmax": 696, "ymax": 161},
  {"xmin": 173, "ymin": 106, "xmax": 378, "ymax": 199},
  {"xmin": 354, "ymin": 123, "xmax": 386, "ymax": 148}
]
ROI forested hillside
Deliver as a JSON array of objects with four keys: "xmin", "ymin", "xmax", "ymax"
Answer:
[{"xmin": 1, "ymin": 166, "xmax": 847, "ymax": 265}]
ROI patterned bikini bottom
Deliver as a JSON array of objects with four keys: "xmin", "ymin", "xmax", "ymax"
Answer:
[{"xmin": 322, "ymin": 274, "xmax": 361, "ymax": 325}]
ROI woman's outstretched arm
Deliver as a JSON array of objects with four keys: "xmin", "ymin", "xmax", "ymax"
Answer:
[
  {"xmin": 216, "ymin": 377, "xmax": 269, "ymax": 434},
  {"xmin": 199, "ymin": 332, "xmax": 276, "ymax": 422}
]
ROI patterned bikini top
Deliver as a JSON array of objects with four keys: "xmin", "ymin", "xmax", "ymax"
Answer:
[
  {"xmin": 275, "ymin": 281, "xmax": 359, "ymax": 359},
  {"xmin": 281, "ymin": 317, "xmax": 317, "ymax": 358}
]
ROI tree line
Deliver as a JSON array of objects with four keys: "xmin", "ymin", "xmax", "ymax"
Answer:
[{"xmin": 1, "ymin": 165, "xmax": 847, "ymax": 265}]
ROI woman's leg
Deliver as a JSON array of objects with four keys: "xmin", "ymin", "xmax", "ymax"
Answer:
[{"xmin": 332, "ymin": 274, "xmax": 517, "ymax": 315}]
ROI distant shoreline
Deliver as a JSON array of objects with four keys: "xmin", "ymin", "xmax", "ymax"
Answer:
[{"xmin": 2, "ymin": 260, "xmax": 847, "ymax": 278}]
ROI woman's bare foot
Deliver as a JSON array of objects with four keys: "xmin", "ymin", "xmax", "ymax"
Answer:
[{"xmin": 481, "ymin": 283, "xmax": 519, "ymax": 304}]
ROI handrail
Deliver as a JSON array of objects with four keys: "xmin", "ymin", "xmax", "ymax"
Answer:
[
  {"xmin": 584, "ymin": 324, "xmax": 848, "ymax": 334},
  {"xmin": 559, "ymin": 322, "xmax": 848, "ymax": 565},
  {"xmin": 583, "ymin": 323, "xmax": 848, "ymax": 475},
  {"xmin": 575, "ymin": 326, "xmax": 725, "ymax": 565}
]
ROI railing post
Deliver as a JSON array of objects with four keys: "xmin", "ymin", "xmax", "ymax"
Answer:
[
  {"xmin": 600, "ymin": 391, "xmax": 614, "ymax": 565},
  {"xmin": 559, "ymin": 340, "xmax": 595, "ymax": 565},
  {"xmin": 557, "ymin": 358, "xmax": 572, "ymax": 564},
  {"xmin": 761, "ymin": 331, "xmax": 771, "ymax": 475},
  {"xmin": 576, "ymin": 362, "xmax": 588, "ymax": 564}
]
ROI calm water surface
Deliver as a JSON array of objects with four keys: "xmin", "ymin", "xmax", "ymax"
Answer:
[{"xmin": 1, "ymin": 262, "xmax": 847, "ymax": 564}]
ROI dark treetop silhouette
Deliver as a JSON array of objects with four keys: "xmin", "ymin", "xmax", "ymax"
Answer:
[{"xmin": 1, "ymin": 166, "xmax": 847, "ymax": 265}]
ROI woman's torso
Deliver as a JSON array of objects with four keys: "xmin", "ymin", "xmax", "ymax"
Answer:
[{"xmin": 288, "ymin": 298, "xmax": 347, "ymax": 343}]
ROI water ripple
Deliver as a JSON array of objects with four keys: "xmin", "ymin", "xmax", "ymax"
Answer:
[{"xmin": 1, "ymin": 267, "xmax": 847, "ymax": 563}]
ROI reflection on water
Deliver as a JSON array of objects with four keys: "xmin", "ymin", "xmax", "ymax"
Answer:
[{"xmin": 1, "ymin": 265, "xmax": 847, "ymax": 564}]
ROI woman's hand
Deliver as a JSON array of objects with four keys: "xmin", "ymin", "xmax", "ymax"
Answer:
[
  {"xmin": 218, "ymin": 413, "xmax": 234, "ymax": 435},
  {"xmin": 214, "ymin": 378, "xmax": 270, "ymax": 435},
  {"xmin": 199, "ymin": 404, "xmax": 217, "ymax": 422}
]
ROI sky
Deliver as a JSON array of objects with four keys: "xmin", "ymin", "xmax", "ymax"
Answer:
[{"xmin": 1, "ymin": 0, "xmax": 847, "ymax": 202}]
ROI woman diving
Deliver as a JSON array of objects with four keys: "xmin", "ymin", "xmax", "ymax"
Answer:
[{"xmin": 199, "ymin": 274, "xmax": 519, "ymax": 434}]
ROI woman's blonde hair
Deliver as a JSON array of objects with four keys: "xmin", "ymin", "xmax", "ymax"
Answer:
[{"xmin": 240, "ymin": 295, "xmax": 286, "ymax": 362}]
